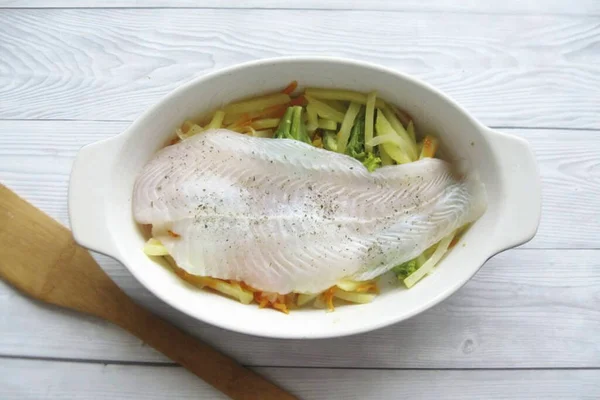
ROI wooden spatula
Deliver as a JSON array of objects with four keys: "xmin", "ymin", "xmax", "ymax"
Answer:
[{"xmin": 0, "ymin": 184, "xmax": 297, "ymax": 400}]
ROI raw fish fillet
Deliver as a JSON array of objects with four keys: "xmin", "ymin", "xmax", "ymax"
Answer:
[{"xmin": 133, "ymin": 129, "xmax": 486, "ymax": 294}]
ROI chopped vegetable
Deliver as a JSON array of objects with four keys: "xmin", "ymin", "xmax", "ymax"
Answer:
[
  {"xmin": 345, "ymin": 111, "xmax": 365, "ymax": 160},
  {"xmin": 362, "ymin": 152, "xmax": 382, "ymax": 172},
  {"xmin": 322, "ymin": 130, "xmax": 338, "ymax": 152},
  {"xmin": 324, "ymin": 99, "xmax": 347, "ymax": 113},
  {"xmin": 334, "ymin": 288, "xmax": 375, "ymax": 304},
  {"xmin": 404, "ymin": 231, "xmax": 456, "ymax": 288},
  {"xmin": 375, "ymin": 110, "xmax": 412, "ymax": 164},
  {"xmin": 305, "ymin": 88, "xmax": 385, "ymax": 108},
  {"xmin": 379, "ymin": 146, "xmax": 394, "ymax": 166},
  {"xmin": 392, "ymin": 258, "xmax": 419, "ymax": 280},
  {"xmin": 274, "ymin": 106, "xmax": 311, "ymax": 144},
  {"xmin": 273, "ymin": 107, "xmax": 294, "ymax": 140},
  {"xmin": 364, "ymin": 91, "xmax": 377, "ymax": 153},
  {"xmin": 305, "ymin": 95, "xmax": 345, "ymax": 123},
  {"xmin": 290, "ymin": 95, "xmax": 307, "ymax": 106},
  {"xmin": 206, "ymin": 110, "xmax": 225, "ymax": 130},
  {"xmin": 297, "ymin": 293, "xmax": 318, "ymax": 306},
  {"xmin": 282, "ymin": 80, "xmax": 298, "ymax": 95},
  {"xmin": 317, "ymin": 118, "xmax": 337, "ymax": 131},
  {"xmin": 419, "ymin": 135, "xmax": 440, "ymax": 159},
  {"xmin": 382, "ymin": 106, "xmax": 418, "ymax": 159},
  {"xmin": 407, "ymin": 120, "xmax": 416, "ymax": 143},
  {"xmin": 252, "ymin": 129, "xmax": 274, "ymax": 138},
  {"xmin": 337, "ymin": 102, "xmax": 362, "ymax": 154},
  {"xmin": 251, "ymin": 118, "xmax": 280, "ymax": 130},
  {"xmin": 306, "ymin": 104, "xmax": 319, "ymax": 133},
  {"xmin": 224, "ymin": 93, "xmax": 291, "ymax": 115},
  {"xmin": 143, "ymin": 238, "xmax": 169, "ymax": 256}
]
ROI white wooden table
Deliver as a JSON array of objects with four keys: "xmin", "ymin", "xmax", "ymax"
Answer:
[{"xmin": 1, "ymin": 1, "xmax": 599, "ymax": 398}]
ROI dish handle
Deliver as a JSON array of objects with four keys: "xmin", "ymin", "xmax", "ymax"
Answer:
[
  {"xmin": 68, "ymin": 135, "xmax": 124, "ymax": 258},
  {"xmin": 485, "ymin": 128, "xmax": 542, "ymax": 251}
]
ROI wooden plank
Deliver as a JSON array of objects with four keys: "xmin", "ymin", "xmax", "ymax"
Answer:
[
  {"xmin": 0, "ymin": 0, "xmax": 598, "ymax": 16},
  {"xmin": 1, "ymin": 121, "xmax": 597, "ymax": 248},
  {"xmin": 1, "ymin": 359, "xmax": 599, "ymax": 400},
  {"xmin": 0, "ymin": 249, "xmax": 598, "ymax": 368},
  {"xmin": 0, "ymin": 10, "xmax": 599, "ymax": 128}
]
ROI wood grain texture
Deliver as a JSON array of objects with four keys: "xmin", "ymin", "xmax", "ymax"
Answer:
[
  {"xmin": 1, "ymin": 10, "xmax": 599, "ymax": 127},
  {"xmin": 1, "ymin": 121, "xmax": 598, "ymax": 249},
  {"xmin": 0, "ymin": 185, "xmax": 296, "ymax": 400},
  {"xmin": 1, "ymin": 248, "xmax": 598, "ymax": 368},
  {"xmin": 1, "ymin": 0, "xmax": 599, "ymax": 16},
  {"xmin": 1, "ymin": 359, "xmax": 599, "ymax": 400}
]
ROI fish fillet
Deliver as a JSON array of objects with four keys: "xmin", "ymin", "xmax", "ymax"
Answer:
[{"xmin": 133, "ymin": 129, "xmax": 486, "ymax": 294}]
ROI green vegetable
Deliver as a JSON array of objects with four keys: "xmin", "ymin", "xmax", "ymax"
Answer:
[
  {"xmin": 274, "ymin": 106, "xmax": 311, "ymax": 144},
  {"xmin": 392, "ymin": 258, "xmax": 420, "ymax": 280},
  {"xmin": 274, "ymin": 107, "xmax": 294, "ymax": 139},
  {"xmin": 322, "ymin": 130, "xmax": 338, "ymax": 152},
  {"xmin": 337, "ymin": 102, "xmax": 362, "ymax": 154},
  {"xmin": 362, "ymin": 152, "xmax": 381, "ymax": 172},
  {"xmin": 345, "ymin": 112, "xmax": 366, "ymax": 160}
]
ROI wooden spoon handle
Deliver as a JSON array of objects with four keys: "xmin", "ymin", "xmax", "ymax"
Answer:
[
  {"xmin": 110, "ymin": 291, "xmax": 296, "ymax": 400},
  {"xmin": 0, "ymin": 185, "xmax": 297, "ymax": 400}
]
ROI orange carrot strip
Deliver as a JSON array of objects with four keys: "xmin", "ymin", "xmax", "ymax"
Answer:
[
  {"xmin": 290, "ymin": 95, "xmax": 307, "ymax": 106},
  {"xmin": 167, "ymin": 230, "xmax": 181, "ymax": 238},
  {"xmin": 272, "ymin": 303, "xmax": 289, "ymax": 314},
  {"xmin": 323, "ymin": 287, "xmax": 336, "ymax": 311},
  {"xmin": 282, "ymin": 80, "xmax": 298, "ymax": 95}
]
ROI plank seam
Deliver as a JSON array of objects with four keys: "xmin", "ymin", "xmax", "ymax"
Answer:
[
  {"xmin": 0, "ymin": 7, "xmax": 598, "ymax": 17},
  {"xmin": 1, "ymin": 354, "xmax": 599, "ymax": 370}
]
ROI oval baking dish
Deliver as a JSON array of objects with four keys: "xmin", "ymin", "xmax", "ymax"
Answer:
[{"xmin": 69, "ymin": 57, "xmax": 541, "ymax": 339}]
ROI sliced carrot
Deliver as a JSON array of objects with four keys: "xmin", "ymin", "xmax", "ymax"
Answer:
[
  {"xmin": 282, "ymin": 80, "xmax": 298, "ymax": 95},
  {"xmin": 323, "ymin": 287, "xmax": 336, "ymax": 311},
  {"xmin": 449, "ymin": 237, "xmax": 460, "ymax": 248},
  {"xmin": 290, "ymin": 95, "xmax": 307, "ymax": 106},
  {"xmin": 272, "ymin": 303, "xmax": 289, "ymax": 314},
  {"xmin": 259, "ymin": 298, "xmax": 269, "ymax": 308},
  {"xmin": 167, "ymin": 230, "xmax": 181, "ymax": 238},
  {"xmin": 420, "ymin": 135, "xmax": 439, "ymax": 159}
]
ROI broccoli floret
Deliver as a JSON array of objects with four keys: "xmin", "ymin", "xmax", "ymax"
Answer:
[
  {"xmin": 345, "ymin": 112, "xmax": 366, "ymax": 160},
  {"xmin": 362, "ymin": 152, "xmax": 382, "ymax": 172},
  {"xmin": 322, "ymin": 130, "xmax": 338, "ymax": 152},
  {"xmin": 274, "ymin": 106, "xmax": 311, "ymax": 144},
  {"xmin": 274, "ymin": 107, "xmax": 295, "ymax": 140},
  {"xmin": 392, "ymin": 258, "xmax": 419, "ymax": 280}
]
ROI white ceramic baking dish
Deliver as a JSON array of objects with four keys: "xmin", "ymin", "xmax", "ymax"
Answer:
[{"xmin": 69, "ymin": 57, "xmax": 541, "ymax": 339}]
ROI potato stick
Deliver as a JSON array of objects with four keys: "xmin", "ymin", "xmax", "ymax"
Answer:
[
  {"xmin": 404, "ymin": 231, "xmax": 455, "ymax": 288},
  {"xmin": 251, "ymin": 118, "xmax": 280, "ymax": 130},
  {"xmin": 305, "ymin": 95, "xmax": 345, "ymax": 123},
  {"xmin": 223, "ymin": 93, "xmax": 291, "ymax": 115},
  {"xmin": 317, "ymin": 118, "xmax": 337, "ymax": 130},
  {"xmin": 365, "ymin": 91, "xmax": 377, "ymax": 153},
  {"xmin": 205, "ymin": 110, "xmax": 225, "ymax": 130},
  {"xmin": 407, "ymin": 120, "xmax": 416, "ymax": 143},
  {"xmin": 143, "ymin": 238, "xmax": 169, "ymax": 256},
  {"xmin": 382, "ymin": 105, "xmax": 418, "ymax": 160},
  {"xmin": 305, "ymin": 88, "xmax": 386, "ymax": 108},
  {"xmin": 334, "ymin": 289, "xmax": 376, "ymax": 304},
  {"xmin": 336, "ymin": 101, "xmax": 362, "ymax": 153},
  {"xmin": 297, "ymin": 293, "xmax": 318, "ymax": 306},
  {"xmin": 306, "ymin": 104, "xmax": 319, "ymax": 133}
]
